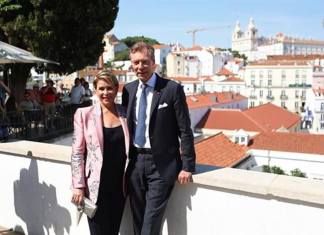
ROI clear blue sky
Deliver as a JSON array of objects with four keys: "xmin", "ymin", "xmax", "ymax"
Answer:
[{"xmin": 112, "ymin": 0, "xmax": 324, "ymax": 48}]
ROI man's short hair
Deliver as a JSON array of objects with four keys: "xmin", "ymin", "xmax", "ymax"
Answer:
[{"xmin": 129, "ymin": 42, "xmax": 155, "ymax": 62}]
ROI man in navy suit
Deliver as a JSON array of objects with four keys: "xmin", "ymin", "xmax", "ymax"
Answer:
[{"xmin": 122, "ymin": 42, "xmax": 196, "ymax": 235}]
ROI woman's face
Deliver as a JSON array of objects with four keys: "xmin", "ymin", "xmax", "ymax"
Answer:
[{"xmin": 95, "ymin": 79, "xmax": 117, "ymax": 107}]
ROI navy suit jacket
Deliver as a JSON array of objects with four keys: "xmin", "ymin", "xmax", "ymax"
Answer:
[{"xmin": 122, "ymin": 74, "xmax": 196, "ymax": 184}]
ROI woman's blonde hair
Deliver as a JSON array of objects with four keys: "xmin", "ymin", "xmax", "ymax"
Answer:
[{"xmin": 93, "ymin": 70, "xmax": 119, "ymax": 89}]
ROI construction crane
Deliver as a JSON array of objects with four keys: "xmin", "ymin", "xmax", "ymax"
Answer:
[{"xmin": 186, "ymin": 25, "xmax": 232, "ymax": 47}]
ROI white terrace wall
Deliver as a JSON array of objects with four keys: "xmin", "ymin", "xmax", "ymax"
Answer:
[{"xmin": 1, "ymin": 141, "xmax": 324, "ymax": 235}]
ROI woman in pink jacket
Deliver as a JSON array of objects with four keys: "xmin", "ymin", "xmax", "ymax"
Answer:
[{"xmin": 71, "ymin": 70, "xmax": 129, "ymax": 235}]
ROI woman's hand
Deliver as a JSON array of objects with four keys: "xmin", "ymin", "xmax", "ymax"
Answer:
[{"xmin": 72, "ymin": 188, "xmax": 85, "ymax": 206}]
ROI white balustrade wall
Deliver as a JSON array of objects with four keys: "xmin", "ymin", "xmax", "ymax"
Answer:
[{"xmin": 1, "ymin": 141, "xmax": 324, "ymax": 235}]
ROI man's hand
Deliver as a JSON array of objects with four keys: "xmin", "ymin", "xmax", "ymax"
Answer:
[
  {"xmin": 177, "ymin": 170, "xmax": 192, "ymax": 184},
  {"xmin": 72, "ymin": 188, "xmax": 85, "ymax": 206}
]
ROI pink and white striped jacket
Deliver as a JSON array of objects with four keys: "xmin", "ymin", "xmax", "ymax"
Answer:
[{"xmin": 71, "ymin": 104, "xmax": 129, "ymax": 203}]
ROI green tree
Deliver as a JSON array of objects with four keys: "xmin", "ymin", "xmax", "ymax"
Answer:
[
  {"xmin": 290, "ymin": 168, "xmax": 306, "ymax": 178},
  {"xmin": 228, "ymin": 49, "xmax": 248, "ymax": 65},
  {"xmin": 262, "ymin": 165, "xmax": 286, "ymax": 175},
  {"xmin": 114, "ymin": 48, "xmax": 130, "ymax": 61},
  {"xmin": 121, "ymin": 36, "xmax": 159, "ymax": 48},
  {"xmin": 0, "ymin": 0, "xmax": 21, "ymax": 13},
  {"xmin": 0, "ymin": 0, "xmax": 119, "ymax": 101}
]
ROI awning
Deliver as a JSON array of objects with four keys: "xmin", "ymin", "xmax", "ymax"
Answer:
[{"xmin": 0, "ymin": 41, "xmax": 59, "ymax": 65}]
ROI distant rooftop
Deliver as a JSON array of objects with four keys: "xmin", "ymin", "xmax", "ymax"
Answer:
[
  {"xmin": 250, "ymin": 132, "xmax": 324, "ymax": 155},
  {"xmin": 197, "ymin": 103, "xmax": 300, "ymax": 132},
  {"xmin": 195, "ymin": 132, "xmax": 248, "ymax": 167}
]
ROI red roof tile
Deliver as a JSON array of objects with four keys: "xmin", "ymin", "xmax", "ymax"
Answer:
[
  {"xmin": 169, "ymin": 76, "xmax": 199, "ymax": 82},
  {"xmin": 153, "ymin": 44, "xmax": 169, "ymax": 49},
  {"xmin": 197, "ymin": 109, "xmax": 265, "ymax": 132},
  {"xmin": 180, "ymin": 45, "xmax": 203, "ymax": 51},
  {"xmin": 197, "ymin": 103, "xmax": 300, "ymax": 132},
  {"xmin": 267, "ymin": 54, "xmax": 324, "ymax": 61},
  {"xmin": 195, "ymin": 133, "xmax": 248, "ymax": 167},
  {"xmin": 243, "ymin": 103, "xmax": 300, "ymax": 131},
  {"xmin": 186, "ymin": 92, "xmax": 247, "ymax": 109},
  {"xmin": 250, "ymin": 132, "xmax": 324, "ymax": 155},
  {"xmin": 216, "ymin": 68, "xmax": 235, "ymax": 76},
  {"xmin": 221, "ymin": 76, "xmax": 244, "ymax": 82}
]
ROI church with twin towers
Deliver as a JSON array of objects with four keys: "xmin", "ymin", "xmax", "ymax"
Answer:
[{"xmin": 231, "ymin": 17, "xmax": 324, "ymax": 61}]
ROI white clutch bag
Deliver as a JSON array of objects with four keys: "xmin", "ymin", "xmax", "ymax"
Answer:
[
  {"xmin": 81, "ymin": 197, "xmax": 97, "ymax": 218},
  {"xmin": 75, "ymin": 197, "xmax": 98, "ymax": 225}
]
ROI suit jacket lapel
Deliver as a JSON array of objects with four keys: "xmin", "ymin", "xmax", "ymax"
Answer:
[
  {"xmin": 93, "ymin": 104, "xmax": 104, "ymax": 155},
  {"xmin": 150, "ymin": 75, "xmax": 162, "ymax": 118},
  {"xmin": 126, "ymin": 81, "xmax": 139, "ymax": 131}
]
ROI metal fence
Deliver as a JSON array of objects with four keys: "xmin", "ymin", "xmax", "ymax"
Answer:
[{"xmin": 0, "ymin": 103, "xmax": 81, "ymax": 142}]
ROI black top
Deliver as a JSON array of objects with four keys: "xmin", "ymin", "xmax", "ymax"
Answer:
[{"xmin": 100, "ymin": 125, "xmax": 126, "ymax": 192}]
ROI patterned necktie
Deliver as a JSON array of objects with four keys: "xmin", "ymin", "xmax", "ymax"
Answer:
[{"xmin": 134, "ymin": 84, "xmax": 148, "ymax": 147}]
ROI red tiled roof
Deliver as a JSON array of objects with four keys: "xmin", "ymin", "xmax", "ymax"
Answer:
[
  {"xmin": 169, "ymin": 76, "xmax": 199, "ymax": 82},
  {"xmin": 267, "ymin": 54, "xmax": 324, "ymax": 61},
  {"xmin": 180, "ymin": 45, "xmax": 203, "ymax": 51},
  {"xmin": 153, "ymin": 44, "xmax": 169, "ymax": 49},
  {"xmin": 221, "ymin": 76, "xmax": 244, "ymax": 82},
  {"xmin": 216, "ymin": 68, "xmax": 235, "ymax": 76},
  {"xmin": 197, "ymin": 103, "xmax": 300, "ymax": 132},
  {"xmin": 195, "ymin": 133, "xmax": 248, "ymax": 167},
  {"xmin": 243, "ymin": 103, "xmax": 300, "ymax": 131},
  {"xmin": 250, "ymin": 132, "xmax": 324, "ymax": 155},
  {"xmin": 249, "ymin": 60, "xmax": 309, "ymax": 66},
  {"xmin": 197, "ymin": 109, "xmax": 265, "ymax": 132},
  {"xmin": 186, "ymin": 92, "xmax": 247, "ymax": 109},
  {"xmin": 313, "ymin": 88, "xmax": 324, "ymax": 96}
]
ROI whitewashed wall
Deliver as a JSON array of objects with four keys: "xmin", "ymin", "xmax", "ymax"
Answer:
[{"xmin": 1, "ymin": 142, "xmax": 324, "ymax": 235}]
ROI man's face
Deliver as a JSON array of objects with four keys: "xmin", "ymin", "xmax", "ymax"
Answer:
[{"xmin": 130, "ymin": 49, "xmax": 156, "ymax": 83}]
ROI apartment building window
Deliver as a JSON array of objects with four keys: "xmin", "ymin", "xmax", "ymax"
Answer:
[
  {"xmin": 251, "ymin": 78, "xmax": 255, "ymax": 86},
  {"xmin": 250, "ymin": 101, "xmax": 255, "ymax": 107},
  {"xmin": 302, "ymin": 90, "xmax": 306, "ymax": 97},
  {"xmin": 295, "ymin": 90, "xmax": 299, "ymax": 98},
  {"xmin": 281, "ymin": 102, "xmax": 286, "ymax": 108},
  {"xmin": 268, "ymin": 78, "xmax": 272, "ymax": 86},
  {"xmin": 251, "ymin": 70, "xmax": 255, "ymax": 79},
  {"xmin": 281, "ymin": 77, "xmax": 286, "ymax": 87},
  {"xmin": 281, "ymin": 70, "xmax": 286, "ymax": 79},
  {"xmin": 259, "ymin": 70, "xmax": 264, "ymax": 79},
  {"xmin": 321, "ymin": 123, "xmax": 324, "ymax": 129},
  {"xmin": 295, "ymin": 101, "xmax": 299, "ymax": 108},
  {"xmin": 281, "ymin": 90, "xmax": 286, "ymax": 96},
  {"xmin": 295, "ymin": 70, "xmax": 300, "ymax": 79},
  {"xmin": 267, "ymin": 90, "xmax": 272, "ymax": 97},
  {"xmin": 260, "ymin": 90, "xmax": 263, "ymax": 97},
  {"xmin": 321, "ymin": 102, "xmax": 324, "ymax": 110},
  {"xmin": 302, "ymin": 70, "xmax": 307, "ymax": 79},
  {"xmin": 295, "ymin": 76, "xmax": 299, "ymax": 85},
  {"xmin": 321, "ymin": 114, "xmax": 324, "ymax": 121},
  {"xmin": 268, "ymin": 70, "xmax": 272, "ymax": 79}
]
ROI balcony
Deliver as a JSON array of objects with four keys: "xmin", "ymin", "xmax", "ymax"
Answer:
[
  {"xmin": 280, "ymin": 95, "xmax": 288, "ymax": 100},
  {"xmin": 1, "ymin": 141, "xmax": 324, "ymax": 235},
  {"xmin": 266, "ymin": 95, "xmax": 274, "ymax": 100},
  {"xmin": 288, "ymin": 83, "xmax": 312, "ymax": 88},
  {"xmin": 249, "ymin": 95, "xmax": 257, "ymax": 100}
]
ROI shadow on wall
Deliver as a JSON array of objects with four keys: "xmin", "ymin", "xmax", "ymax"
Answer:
[
  {"xmin": 13, "ymin": 159, "xmax": 71, "ymax": 235},
  {"xmin": 163, "ymin": 183, "xmax": 197, "ymax": 235}
]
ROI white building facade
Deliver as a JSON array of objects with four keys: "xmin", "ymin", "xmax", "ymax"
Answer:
[
  {"xmin": 166, "ymin": 46, "xmax": 227, "ymax": 77},
  {"xmin": 244, "ymin": 60, "xmax": 313, "ymax": 113}
]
